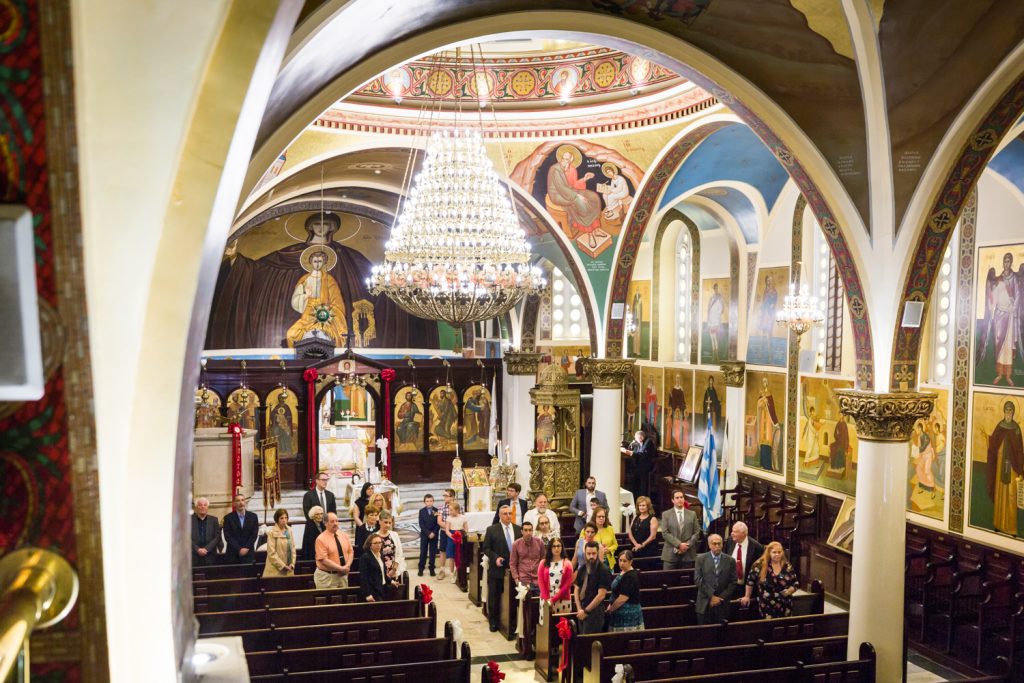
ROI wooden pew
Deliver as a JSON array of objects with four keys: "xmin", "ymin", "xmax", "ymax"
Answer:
[
  {"xmin": 247, "ymin": 635, "xmax": 454, "ymax": 676},
  {"xmin": 194, "ymin": 577, "xmax": 408, "ymax": 612},
  {"xmin": 192, "ymin": 559, "xmax": 318, "ymax": 581},
  {"xmin": 197, "ymin": 598, "xmax": 423, "ymax": 634},
  {"xmin": 468, "ymin": 538, "xmax": 483, "ymax": 607},
  {"xmin": 209, "ymin": 604, "xmax": 437, "ymax": 652},
  {"xmin": 250, "ymin": 641, "xmax": 472, "ymax": 683},
  {"xmin": 586, "ymin": 635, "xmax": 849, "ymax": 683},
  {"xmin": 569, "ymin": 612, "xmax": 849, "ymax": 681}
]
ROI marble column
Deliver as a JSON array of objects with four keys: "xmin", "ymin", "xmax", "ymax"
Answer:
[
  {"xmin": 580, "ymin": 358, "xmax": 636, "ymax": 532},
  {"xmin": 835, "ymin": 389, "xmax": 936, "ymax": 683},
  {"xmin": 502, "ymin": 351, "xmax": 543, "ymax": 492},
  {"xmin": 719, "ymin": 361, "xmax": 746, "ymax": 493}
]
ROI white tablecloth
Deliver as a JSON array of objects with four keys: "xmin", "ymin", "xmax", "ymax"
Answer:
[{"xmin": 465, "ymin": 511, "xmax": 493, "ymax": 534}]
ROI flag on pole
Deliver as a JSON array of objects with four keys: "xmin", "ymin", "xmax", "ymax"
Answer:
[{"xmin": 698, "ymin": 414, "xmax": 721, "ymax": 531}]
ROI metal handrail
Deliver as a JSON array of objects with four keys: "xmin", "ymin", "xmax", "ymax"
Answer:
[{"xmin": 0, "ymin": 548, "xmax": 78, "ymax": 681}]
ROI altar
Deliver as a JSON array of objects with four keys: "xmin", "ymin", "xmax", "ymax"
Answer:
[{"xmin": 318, "ymin": 425, "xmax": 370, "ymax": 501}]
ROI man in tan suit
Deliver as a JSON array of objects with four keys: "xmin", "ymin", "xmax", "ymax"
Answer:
[{"xmin": 660, "ymin": 489, "xmax": 701, "ymax": 569}]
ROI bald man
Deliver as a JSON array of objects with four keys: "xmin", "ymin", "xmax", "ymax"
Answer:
[{"xmin": 695, "ymin": 534, "xmax": 737, "ymax": 624}]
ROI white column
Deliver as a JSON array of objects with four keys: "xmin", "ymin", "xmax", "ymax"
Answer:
[
  {"xmin": 836, "ymin": 390, "xmax": 936, "ymax": 683},
  {"xmin": 722, "ymin": 384, "xmax": 745, "ymax": 489},
  {"xmin": 581, "ymin": 358, "xmax": 635, "ymax": 532},
  {"xmin": 502, "ymin": 352, "xmax": 542, "ymax": 491}
]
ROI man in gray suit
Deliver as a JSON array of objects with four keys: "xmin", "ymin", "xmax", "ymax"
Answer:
[
  {"xmin": 569, "ymin": 476, "xmax": 608, "ymax": 533},
  {"xmin": 660, "ymin": 489, "xmax": 701, "ymax": 569},
  {"xmin": 695, "ymin": 534, "xmax": 737, "ymax": 624}
]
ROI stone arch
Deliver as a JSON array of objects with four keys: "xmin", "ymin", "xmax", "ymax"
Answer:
[{"xmin": 889, "ymin": 73, "xmax": 1024, "ymax": 390}]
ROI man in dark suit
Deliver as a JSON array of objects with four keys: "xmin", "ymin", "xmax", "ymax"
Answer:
[
  {"xmin": 492, "ymin": 482, "xmax": 528, "ymax": 525},
  {"xmin": 723, "ymin": 521, "xmax": 764, "ymax": 589},
  {"xmin": 191, "ymin": 497, "xmax": 221, "ymax": 566},
  {"xmin": 621, "ymin": 429, "xmax": 657, "ymax": 498},
  {"xmin": 695, "ymin": 534, "xmax": 737, "ymax": 624},
  {"xmin": 302, "ymin": 471, "xmax": 337, "ymax": 521},
  {"xmin": 660, "ymin": 489, "xmax": 701, "ymax": 568},
  {"xmin": 569, "ymin": 476, "xmax": 609, "ymax": 533},
  {"xmin": 222, "ymin": 493, "xmax": 259, "ymax": 564},
  {"xmin": 481, "ymin": 505, "xmax": 522, "ymax": 631}
]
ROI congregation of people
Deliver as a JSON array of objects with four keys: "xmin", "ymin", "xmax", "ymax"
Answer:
[{"xmin": 192, "ymin": 429, "xmax": 806, "ymax": 662}]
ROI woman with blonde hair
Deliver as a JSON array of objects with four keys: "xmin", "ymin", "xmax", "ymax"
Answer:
[
  {"xmin": 264, "ymin": 508, "xmax": 296, "ymax": 577},
  {"xmin": 442, "ymin": 501, "xmax": 468, "ymax": 582},
  {"xmin": 535, "ymin": 514, "xmax": 556, "ymax": 544},
  {"xmin": 302, "ymin": 505, "xmax": 325, "ymax": 561},
  {"xmin": 626, "ymin": 496, "xmax": 659, "ymax": 558},
  {"xmin": 587, "ymin": 506, "xmax": 618, "ymax": 570},
  {"xmin": 739, "ymin": 540, "xmax": 799, "ymax": 618}
]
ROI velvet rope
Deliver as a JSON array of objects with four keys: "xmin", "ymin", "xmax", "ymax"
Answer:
[
  {"xmin": 380, "ymin": 368, "xmax": 395, "ymax": 479},
  {"xmin": 228, "ymin": 422, "xmax": 242, "ymax": 497},
  {"xmin": 303, "ymin": 368, "xmax": 319, "ymax": 486}
]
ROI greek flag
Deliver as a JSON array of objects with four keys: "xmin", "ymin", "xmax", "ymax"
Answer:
[{"xmin": 698, "ymin": 414, "xmax": 721, "ymax": 531}]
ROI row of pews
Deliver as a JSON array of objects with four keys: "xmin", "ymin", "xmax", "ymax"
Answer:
[{"xmin": 193, "ymin": 553, "xmax": 472, "ymax": 681}]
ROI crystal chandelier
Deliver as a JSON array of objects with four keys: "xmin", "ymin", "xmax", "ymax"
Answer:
[
  {"xmin": 775, "ymin": 268, "xmax": 824, "ymax": 337},
  {"xmin": 368, "ymin": 51, "xmax": 545, "ymax": 325}
]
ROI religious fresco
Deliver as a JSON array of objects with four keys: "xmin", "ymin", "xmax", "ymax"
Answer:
[
  {"xmin": 663, "ymin": 367, "xmax": 694, "ymax": 453},
  {"xmin": 744, "ymin": 371, "xmax": 786, "ymax": 474},
  {"xmin": 747, "ymin": 266, "xmax": 789, "ymax": 367},
  {"xmin": 462, "ymin": 384, "xmax": 492, "ymax": 450},
  {"xmin": 623, "ymin": 364, "xmax": 641, "ymax": 436},
  {"xmin": 535, "ymin": 404, "xmax": 557, "ymax": 452},
  {"xmin": 542, "ymin": 346, "xmax": 589, "ymax": 378},
  {"xmin": 393, "ymin": 386, "xmax": 424, "ymax": 453},
  {"xmin": 969, "ymin": 391, "xmax": 1024, "ymax": 539},
  {"xmin": 205, "ymin": 210, "xmax": 441, "ymax": 350},
  {"xmin": 194, "ymin": 388, "xmax": 222, "ymax": 429},
  {"xmin": 639, "ymin": 365, "xmax": 664, "ymax": 441},
  {"xmin": 428, "ymin": 386, "xmax": 459, "ymax": 452},
  {"xmin": 798, "ymin": 376, "xmax": 858, "ymax": 495},
  {"xmin": 700, "ymin": 277, "xmax": 730, "ymax": 364},
  {"xmin": 626, "ymin": 279, "xmax": 651, "ymax": 359},
  {"xmin": 226, "ymin": 388, "xmax": 260, "ymax": 431},
  {"xmin": 332, "ymin": 384, "xmax": 370, "ymax": 423},
  {"xmin": 974, "ymin": 244, "xmax": 1024, "ymax": 388},
  {"xmin": 908, "ymin": 386, "xmax": 949, "ymax": 521},
  {"xmin": 265, "ymin": 387, "xmax": 299, "ymax": 458},
  {"xmin": 693, "ymin": 369, "xmax": 726, "ymax": 449}
]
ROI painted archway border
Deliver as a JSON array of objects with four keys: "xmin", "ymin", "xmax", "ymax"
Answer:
[
  {"xmin": 606, "ymin": 113, "xmax": 875, "ymax": 388},
  {"xmin": 889, "ymin": 75, "xmax": 1024, "ymax": 391}
]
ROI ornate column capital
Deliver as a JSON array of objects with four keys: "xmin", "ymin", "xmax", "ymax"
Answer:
[
  {"xmin": 503, "ymin": 351, "xmax": 544, "ymax": 376},
  {"xmin": 580, "ymin": 358, "xmax": 636, "ymax": 389},
  {"xmin": 834, "ymin": 389, "xmax": 937, "ymax": 442},
  {"xmin": 719, "ymin": 361, "xmax": 746, "ymax": 387}
]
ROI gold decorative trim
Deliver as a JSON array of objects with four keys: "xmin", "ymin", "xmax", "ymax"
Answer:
[
  {"xmin": 504, "ymin": 351, "xmax": 544, "ymax": 375},
  {"xmin": 719, "ymin": 361, "xmax": 745, "ymax": 387},
  {"xmin": 580, "ymin": 358, "xmax": 636, "ymax": 389},
  {"xmin": 834, "ymin": 389, "xmax": 937, "ymax": 442}
]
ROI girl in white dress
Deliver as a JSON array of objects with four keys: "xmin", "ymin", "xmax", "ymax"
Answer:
[{"xmin": 443, "ymin": 501, "xmax": 468, "ymax": 583}]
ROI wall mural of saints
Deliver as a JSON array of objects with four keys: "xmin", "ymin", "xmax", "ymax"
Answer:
[
  {"xmin": 744, "ymin": 371, "xmax": 785, "ymax": 474},
  {"xmin": 639, "ymin": 365, "xmax": 663, "ymax": 441},
  {"xmin": 908, "ymin": 387, "xmax": 949, "ymax": 520},
  {"xmin": 663, "ymin": 368, "xmax": 693, "ymax": 453},
  {"xmin": 623, "ymin": 364, "xmax": 641, "ymax": 435},
  {"xmin": 700, "ymin": 278, "xmax": 730, "ymax": 364},
  {"xmin": 393, "ymin": 386, "xmax": 424, "ymax": 453},
  {"xmin": 532, "ymin": 143, "xmax": 636, "ymax": 259},
  {"xmin": 798, "ymin": 376, "xmax": 857, "ymax": 495},
  {"xmin": 969, "ymin": 392, "xmax": 1024, "ymax": 538},
  {"xmin": 226, "ymin": 388, "xmax": 260, "ymax": 431},
  {"xmin": 194, "ymin": 388, "xmax": 222, "ymax": 429},
  {"xmin": 205, "ymin": 211, "xmax": 440, "ymax": 350},
  {"xmin": 462, "ymin": 384, "xmax": 492, "ymax": 450},
  {"xmin": 626, "ymin": 279, "xmax": 651, "ymax": 359},
  {"xmin": 694, "ymin": 370, "xmax": 726, "ymax": 448},
  {"xmin": 974, "ymin": 245, "xmax": 1024, "ymax": 388},
  {"xmin": 428, "ymin": 386, "xmax": 459, "ymax": 452},
  {"xmin": 266, "ymin": 387, "xmax": 299, "ymax": 458},
  {"xmin": 747, "ymin": 266, "xmax": 789, "ymax": 367}
]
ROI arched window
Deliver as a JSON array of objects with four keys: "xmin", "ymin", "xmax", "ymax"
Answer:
[
  {"xmin": 676, "ymin": 228, "xmax": 692, "ymax": 361},
  {"xmin": 929, "ymin": 226, "xmax": 958, "ymax": 384},
  {"xmin": 545, "ymin": 266, "xmax": 586, "ymax": 342}
]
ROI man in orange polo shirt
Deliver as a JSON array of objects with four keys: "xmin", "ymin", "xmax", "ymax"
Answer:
[{"xmin": 314, "ymin": 511, "xmax": 354, "ymax": 588}]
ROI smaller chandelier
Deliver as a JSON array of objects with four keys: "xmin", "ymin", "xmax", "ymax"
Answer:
[
  {"xmin": 776, "ymin": 281, "xmax": 824, "ymax": 337},
  {"xmin": 369, "ymin": 128, "xmax": 545, "ymax": 324}
]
